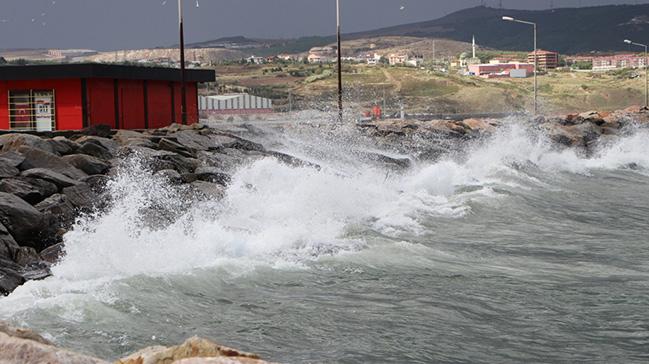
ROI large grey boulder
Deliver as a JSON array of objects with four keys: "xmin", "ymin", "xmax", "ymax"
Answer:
[
  {"xmin": 47, "ymin": 136, "xmax": 79, "ymax": 155},
  {"xmin": 0, "ymin": 177, "xmax": 58, "ymax": 204},
  {"xmin": 0, "ymin": 134, "xmax": 55, "ymax": 154},
  {"xmin": 0, "ymin": 151, "xmax": 26, "ymax": 168},
  {"xmin": 174, "ymin": 130, "xmax": 214, "ymax": 151},
  {"xmin": 159, "ymin": 138, "xmax": 195, "ymax": 158},
  {"xmin": 62, "ymin": 154, "xmax": 110, "ymax": 175},
  {"xmin": 0, "ymin": 192, "xmax": 46, "ymax": 249},
  {"xmin": 17, "ymin": 146, "xmax": 87, "ymax": 180},
  {"xmin": 75, "ymin": 135, "xmax": 118, "ymax": 154},
  {"xmin": 0, "ymin": 159, "xmax": 19, "ymax": 178},
  {"xmin": 0, "ymin": 260, "xmax": 25, "ymax": 296},
  {"xmin": 62, "ymin": 183, "xmax": 98, "ymax": 210},
  {"xmin": 21, "ymin": 169, "xmax": 80, "ymax": 188},
  {"xmin": 0, "ymin": 223, "xmax": 19, "ymax": 262},
  {"xmin": 77, "ymin": 141, "xmax": 114, "ymax": 160},
  {"xmin": 35, "ymin": 194, "xmax": 77, "ymax": 231}
]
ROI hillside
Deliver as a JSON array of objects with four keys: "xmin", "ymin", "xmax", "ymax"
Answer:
[{"xmin": 348, "ymin": 5, "xmax": 649, "ymax": 54}]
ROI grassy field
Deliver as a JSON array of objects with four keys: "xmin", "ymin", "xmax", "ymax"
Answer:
[{"xmin": 210, "ymin": 62, "xmax": 648, "ymax": 115}]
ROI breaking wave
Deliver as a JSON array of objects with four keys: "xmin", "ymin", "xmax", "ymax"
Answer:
[{"xmin": 1, "ymin": 121, "xmax": 648, "ymax": 317}]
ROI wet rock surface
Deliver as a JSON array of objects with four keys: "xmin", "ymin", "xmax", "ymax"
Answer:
[{"xmin": 0, "ymin": 321, "xmax": 272, "ymax": 364}]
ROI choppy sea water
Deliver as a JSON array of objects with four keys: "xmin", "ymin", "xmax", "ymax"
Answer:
[{"xmin": 1, "ymin": 120, "xmax": 649, "ymax": 363}]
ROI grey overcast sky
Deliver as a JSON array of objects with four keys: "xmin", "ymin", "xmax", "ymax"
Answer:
[{"xmin": 0, "ymin": 0, "xmax": 646, "ymax": 50}]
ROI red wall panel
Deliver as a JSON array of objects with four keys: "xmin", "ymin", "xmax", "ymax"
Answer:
[
  {"xmin": 118, "ymin": 80, "xmax": 145, "ymax": 130},
  {"xmin": 171, "ymin": 82, "xmax": 199, "ymax": 125},
  {"xmin": 147, "ymin": 81, "xmax": 174, "ymax": 129},
  {"xmin": 86, "ymin": 78, "xmax": 116, "ymax": 128},
  {"xmin": 0, "ymin": 79, "xmax": 82, "ymax": 130}
]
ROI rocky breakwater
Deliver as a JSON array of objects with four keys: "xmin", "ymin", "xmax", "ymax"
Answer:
[
  {"xmin": 358, "ymin": 107, "xmax": 649, "ymax": 158},
  {"xmin": 0, "ymin": 321, "xmax": 274, "ymax": 364},
  {"xmin": 0, "ymin": 123, "xmax": 311, "ymax": 296}
]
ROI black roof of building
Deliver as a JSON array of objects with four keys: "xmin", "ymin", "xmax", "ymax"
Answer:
[{"xmin": 0, "ymin": 63, "xmax": 215, "ymax": 82}]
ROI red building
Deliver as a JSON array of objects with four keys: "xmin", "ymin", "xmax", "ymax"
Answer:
[
  {"xmin": 0, "ymin": 64, "xmax": 215, "ymax": 131},
  {"xmin": 527, "ymin": 50, "xmax": 559, "ymax": 70}
]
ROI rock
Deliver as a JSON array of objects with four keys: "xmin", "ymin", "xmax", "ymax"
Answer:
[
  {"xmin": 17, "ymin": 146, "xmax": 87, "ymax": 180},
  {"xmin": 35, "ymin": 194, "xmax": 76, "ymax": 231},
  {"xmin": 206, "ymin": 133, "xmax": 239, "ymax": 147},
  {"xmin": 0, "ymin": 223, "xmax": 19, "ymax": 261},
  {"xmin": 265, "ymin": 151, "xmax": 320, "ymax": 170},
  {"xmin": 0, "ymin": 151, "xmax": 26, "ymax": 168},
  {"xmin": 0, "ymin": 321, "xmax": 53, "ymax": 346},
  {"xmin": 79, "ymin": 124, "xmax": 112, "ymax": 138},
  {"xmin": 155, "ymin": 169, "xmax": 183, "ymax": 184},
  {"xmin": 62, "ymin": 154, "xmax": 110, "ymax": 175},
  {"xmin": 123, "ymin": 138, "xmax": 158, "ymax": 149},
  {"xmin": 63, "ymin": 183, "xmax": 98, "ymax": 210},
  {"xmin": 189, "ymin": 181, "xmax": 225, "ymax": 200},
  {"xmin": 0, "ymin": 159, "xmax": 20, "ymax": 178},
  {"xmin": 21, "ymin": 168, "xmax": 80, "ymax": 188},
  {"xmin": 175, "ymin": 359, "xmax": 272, "ymax": 364},
  {"xmin": 159, "ymin": 138, "xmax": 195, "ymax": 158},
  {"xmin": 121, "ymin": 146, "xmax": 177, "ymax": 159},
  {"xmin": 0, "ymin": 192, "xmax": 46, "ymax": 249},
  {"xmin": 40, "ymin": 242, "xmax": 65, "ymax": 264},
  {"xmin": 0, "ymin": 134, "xmax": 55, "ymax": 154},
  {"xmin": 459, "ymin": 118, "xmax": 496, "ymax": 133},
  {"xmin": 0, "ymin": 263, "xmax": 25, "ymax": 296},
  {"xmin": 82, "ymin": 174, "xmax": 111, "ymax": 194},
  {"xmin": 116, "ymin": 336, "xmax": 264, "ymax": 364},
  {"xmin": 174, "ymin": 130, "xmax": 214, "ymax": 151},
  {"xmin": 113, "ymin": 130, "xmax": 146, "ymax": 145},
  {"xmin": 159, "ymin": 154, "xmax": 199, "ymax": 175},
  {"xmin": 224, "ymin": 139, "xmax": 265, "ymax": 152},
  {"xmin": 0, "ymin": 329, "xmax": 108, "ymax": 364},
  {"xmin": 12, "ymin": 246, "xmax": 41, "ymax": 266},
  {"xmin": 0, "ymin": 177, "xmax": 58, "ymax": 204},
  {"xmin": 47, "ymin": 137, "xmax": 79, "ymax": 155},
  {"xmin": 77, "ymin": 141, "xmax": 114, "ymax": 160}
]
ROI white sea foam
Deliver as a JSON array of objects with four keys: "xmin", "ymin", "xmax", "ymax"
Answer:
[{"xmin": 1, "ymin": 121, "xmax": 647, "ymax": 317}]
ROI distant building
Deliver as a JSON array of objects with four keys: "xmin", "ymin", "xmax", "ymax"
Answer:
[
  {"xmin": 468, "ymin": 63, "xmax": 535, "ymax": 78},
  {"xmin": 200, "ymin": 93, "xmax": 273, "ymax": 115},
  {"xmin": 308, "ymin": 47, "xmax": 336, "ymax": 63},
  {"xmin": 47, "ymin": 49, "xmax": 98, "ymax": 60},
  {"xmin": 388, "ymin": 53, "xmax": 409, "ymax": 66},
  {"xmin": 592, "ymin": 54, "xmax": 647, "ymax": 71},
  {"xmin": 246, "ymin": 56, "xmax": 266, "ymax": 65},
  {"xmin": 527, "ymin": 50, "xmax": 559, "ymax": 70}
]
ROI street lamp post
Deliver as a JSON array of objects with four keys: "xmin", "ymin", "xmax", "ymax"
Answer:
[
  {"xmin": 503, "ymin": 16, "xmax": 538, "ymax": 115},
  {"xmin": 336, "ymin": 0, "xmax": 343, "ymax": 121},
  {"xmin": 625, "ymin": 39, "xmax": 648, "ymax": 109},
  {"xmin": 178, "ymin": 0, "xmax": 188, "ymax": 125}
]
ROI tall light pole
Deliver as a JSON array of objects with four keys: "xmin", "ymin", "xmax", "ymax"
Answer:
[
  {"xmin": 336, "ymin": 0, "xmax": 343, "ymax": 121},
  {"xmin": 503, "ymin": 16, "xmax": 538, "ymax": 115},
  {"xmin": 178, "ymin": 0, "xmax": 188, "ymax": 125},
  {"xmin": 624, "ymin": 39, "xmax": 648, "ymax": 109}
]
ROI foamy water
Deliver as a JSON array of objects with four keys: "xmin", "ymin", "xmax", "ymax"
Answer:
[{"xmin": 2, "ymin": 120, "xmax": 649, "ymax": 363}]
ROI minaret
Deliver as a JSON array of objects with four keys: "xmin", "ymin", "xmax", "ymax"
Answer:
[{"xmin": 472, "ymin": 35, "xmax": 476, "ymax": 59}]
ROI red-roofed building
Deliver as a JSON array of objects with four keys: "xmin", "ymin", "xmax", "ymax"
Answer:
[{"xmin": 527, "ymin": 50, "xmax": 559, "ymax": 70}]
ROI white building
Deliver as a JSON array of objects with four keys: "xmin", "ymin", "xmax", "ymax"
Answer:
[{"xmin": 200, "ymin": 94, "xmax": 273, "ymax": 115}]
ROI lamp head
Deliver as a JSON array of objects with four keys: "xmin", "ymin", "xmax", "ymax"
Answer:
[
  {"xmin": 502, "ymin": 16, "xmax": 515, "ymax": 21},
  {"xmin": 624, "ymin": 39, "xmax": 632, "ymax": 44}
]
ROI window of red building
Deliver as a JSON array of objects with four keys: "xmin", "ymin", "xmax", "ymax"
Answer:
[{"xmin": 8, "ymin": 90, "xmax": 56, "ymax": 131}]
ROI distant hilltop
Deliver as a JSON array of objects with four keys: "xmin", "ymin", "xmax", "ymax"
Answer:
[
  {"xmin": 347, "ymin": 4, "xmax": 649, "ymax": 54},
  {"xmin": 186, "ymin": 4, "xmax": 649, "ymax": 55}
]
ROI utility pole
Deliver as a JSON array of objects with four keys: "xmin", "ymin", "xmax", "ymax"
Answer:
[
  {"xmin": 336, "ymin": 0, "xmax": 343, "ymax": 121},
  {"xmin": 624, "ymin": 39, "xmax": 648, "ymax": 108},
  {"xmin": 178, "ymin": 0, "xmax": 188, "ymax": 125},
  {"xmin": 503, "ymin": 16, "xmax": 538, "ymax": 115}
]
